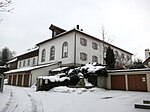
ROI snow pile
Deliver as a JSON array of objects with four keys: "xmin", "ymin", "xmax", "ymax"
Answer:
[
  {"xmin": 49, "ymin": 86, "xmax": 105, "ymax": 94},
  {"xmin": 38, "ymin": 73, "xmax": 70, "ymax": 82},
  {"xmin": 80, "ymin": 62, "xmax": 105, "ymax": 73},
  {"xmin": 84, "ymin": 78, "xmax": 93, "ymax": 86}
]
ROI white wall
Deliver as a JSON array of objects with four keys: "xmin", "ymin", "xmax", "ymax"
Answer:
[
  {"xmin": 31, "ymin": 64, "xmax": 59, "ymax": 85},
  {"xmin": 38, "ymin": 32, "xmax": 75, "ymax": 66},
  {"xmin": 17, "ymin": 56, "xmax": 38, "ymax": 68},
  {"xmin": 76, "ymin": 33, "xmax": 103, "ymax": 64},
  {"xmin": 75, "ymin": 32, "xmax": 132, "ymax": 65},
  {"xmin": 38, "ymin": 30, "xmax": 132, "ymax": 66}
]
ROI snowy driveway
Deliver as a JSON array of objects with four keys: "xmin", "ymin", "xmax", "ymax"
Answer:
[{"xmin": 0, "ymin": 85, "xmax": 150, "ymax": 112}]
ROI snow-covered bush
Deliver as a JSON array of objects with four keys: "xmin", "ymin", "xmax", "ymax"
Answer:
[{"xmin": 36, "ymin": 62, "xmax": 107, "ymax": 91}]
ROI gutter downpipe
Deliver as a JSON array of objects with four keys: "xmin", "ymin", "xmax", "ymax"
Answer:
[{"xmin": 74, "ymin": 29, "xmax": 77, "ymax": 67}]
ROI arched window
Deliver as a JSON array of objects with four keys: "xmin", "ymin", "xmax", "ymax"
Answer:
[
  {"xmin": 41, "ymin": 49, "xmax": 46, "ymax": 62},
  {"xmin": 50, "ymin": 46, "xmax": 55, "ymax": 60},
  {"xmin": 23, "ymin": 60, "xmax": 26, "ymax": 67},
  {"xmin": 19, "ymin": 61, "xmax": 21, "ymax": 67},
  {"xmin": 33, "ymin": 58, "xmax": 35, "ymax": 65},
  {"xmin": 27, "ymin": 59, "xmax": 30, "ymax": 66},
  {"xmin": 62, "ymin": 42, "xmax": 68, "ymax": 58}
]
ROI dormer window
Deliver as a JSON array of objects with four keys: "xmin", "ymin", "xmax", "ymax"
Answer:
[{"xmin": 49, "ymin": 24, "xmax": 66, "ymax": 38}]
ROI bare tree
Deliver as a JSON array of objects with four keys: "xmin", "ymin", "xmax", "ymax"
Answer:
[
  {"xmin": 0, "ymin": 0, "xmax": 14, "ymax": 21},
  {"xmin": 101, "ymin": 25, "xmax": 113, "ymax": 64},
  {"xmin": 0, "ymin": 0, "xmax": 13, "ymax": 12}
]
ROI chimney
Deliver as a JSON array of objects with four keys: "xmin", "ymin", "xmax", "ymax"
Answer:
[
  {"xmin": 145, "ymin": 49, "xmax": 150, "ymax": 59},
  {"xmin": 76, "ymin": 25, "xmax": 79, "ymax": 30}
]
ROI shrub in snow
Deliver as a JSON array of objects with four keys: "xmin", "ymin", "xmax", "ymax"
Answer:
[{"xmin": 36, "ymin": 62, "xmax": 107, "ymax": 91}]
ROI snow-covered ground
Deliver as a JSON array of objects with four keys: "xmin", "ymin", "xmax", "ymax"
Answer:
[{"xmin": 0, "ymin": 85, "xmax": 150, "ymax": 112}]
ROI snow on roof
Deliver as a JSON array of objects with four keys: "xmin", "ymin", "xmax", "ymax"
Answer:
[
  {"xmin": 80, "ymin": 62, "xmax": 105, "ymax": 73},
  {"xmin": 6, "ymin": 58, "xmax": 17, "ymax": 64},
  {"xmin": 38, "ymin": 73, "xmax": 70, "ymax": 82},
  {"xmin": 108, "ymin": 68, "xmax": 150, "ymax": 73},
  {"xmin": 5, "ymin": 62, "xmax": 60, "ymax": 74},
  {"xmin": 51, "ymin": 67, "xmax": 68, "ymax": 72},
  {"xmin": 16, "ymin": 47, "xmax": 39, "ymax": 57}
]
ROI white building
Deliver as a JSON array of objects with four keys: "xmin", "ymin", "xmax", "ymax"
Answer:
[
  {"xmin": 37, "ymin": 24, "xmax": 132, "ymax": 68},
  {"xmin": 5, "ymin": 24, "xmax": 133, "ymax": 87}
]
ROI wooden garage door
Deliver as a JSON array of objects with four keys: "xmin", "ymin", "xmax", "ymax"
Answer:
[
  {"xmin": 23, "ymin": 74, "xmax": 29, "ymax": 87},
  {"xmin": 128, "ymin": 74, "xmax": 147, "ymax": 92},
  {"xmin": 8, "ymin": 75, "xmax": 12, "ymax": 85},
  {"xmin": 17, "ymin": 75, "xmax": 22, "ymax": 86},
  {"xmin": 111, "ymin": 75, "xmax": 126, "ymax": 90},
  {"xmin": 12, "ymin": 75, "xmax": 17, "ymax": 85}
]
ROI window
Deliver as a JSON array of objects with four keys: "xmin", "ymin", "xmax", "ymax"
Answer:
[
  {"xmin": 19, "ymin": 61, "xmax": 21, "ymax": 67},
  {"xmin": 23, "ymin": 60, "xmax": 25, "ymax": 66},
  {"xmin": 62, "ymin": 42, "xmax": 68, "ymax": 58},
  {"xmin": 121, "ymin": 53, "xmax": 124, "ymax": 59},
  {"xmin": 80, "ymin": 52, "xmax": 87, "ymax": 61},
  {"xmin": 33, "ymin": 58, "xmax": 35, "ymax": 65},
  {"xmin": 41, "ymin": 49, "xmax": 46, "ymax": 62},
  {"xmin": 114, "ymin": 51, "xmax": 119, "ymax": 58},
  {"xmin": 27, "ymin": 59, "xmax": 30, "ymax": 66},
  {"xmin": 92, "ymin": 42, "xmax": 98, "ymax": 50},
  {"xmin": 50, "ymin": 46, "xmax": 55, "ymax": 60},
  {"xmin": 127, "ymin": 55, "xmax": 130, "ymax": 61},
  {"xmin": 80, "ymin": 38, "xmax": 87, "ymax": 46},
  {"xmin": 92, "ymin": 56, "xmax": 98, "ymax": 62}
]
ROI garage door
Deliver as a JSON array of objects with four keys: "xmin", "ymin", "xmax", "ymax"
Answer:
[
  {"xmin": 111, "ymin": 75, "xmax": 126, "ymax": 90},
  {"xmin": 17, "ymin": 75, "xmax": 22, "ymax": 86},
  {"xmin": 23, "ymin": 74, "xmax": 30, "ymax": 87},
  {"xmin": 8, "ymin": 75, "xmax": 12, "ymax": 85},
  {"xmin": 128, "ymin": 74, "xmax": 147, "ymax": 92},
  {"xmin": 12, "ymin": 75, "xmax": 17, "ymax": 85}
]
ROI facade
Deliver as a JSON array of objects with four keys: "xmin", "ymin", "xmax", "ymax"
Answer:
[
  {"xmin": 5, "ymin": 48, "xmax": 41, "ymax": 87},
  {"xmin": 5, "ymin": 24, "xmax": 133, "ymax": 87},
  {"xmin": 107, "ymin": 68, "xmax": 150, "ymax": 92},
  {"xmin": 37, "ymin": 25, "xmax": 132, "ymax": 68}
]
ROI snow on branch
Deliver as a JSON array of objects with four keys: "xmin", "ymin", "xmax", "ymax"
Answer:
[{"xmin": 0, "ymin": 0, "xmax": 14, "ymax": 12}]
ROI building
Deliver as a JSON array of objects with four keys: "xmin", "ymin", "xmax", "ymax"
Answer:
[
  {"xmin": 37, "ymin": 24, "xmax": 132, "ymax": 67},
  {"xmin": 5, "ymin": 24, "xmax": 133, "ymax": 87},
  {"xmin": 143, "ymin": 49, "xmax": 150, "ymax": 67},
  {"xmin": 107, "ymin": 68, "xmax": 150, "ymax": 92},
  {"xmin": 5, "ymin": 47, "xmax": 58, "ymax": 87}
]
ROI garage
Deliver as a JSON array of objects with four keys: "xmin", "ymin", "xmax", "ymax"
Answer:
[
  {"xmin": 111, "ymin": 75, "xmax": 126, "ymax": 90},
  {"xmin": 8, "ymin": 75, "xmax": 12, "ymax": 85},
  {"xmin": 12, "ymin": 75, "xmax": 17, "ymax": 85},
  {"xmin": 23, "ymin": 74, "xmax": 30, "ymax": 87},
  {"xmin": 128, "ymin": 74, "xmax": 147, "ymax": 92},
  {"xmin": 17, "ymin": 74, "xmax": 22, "ymax": 86}
]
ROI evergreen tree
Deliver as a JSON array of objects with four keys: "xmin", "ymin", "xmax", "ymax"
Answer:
[
  {"xmin": 0, "ymin": 47, "xmax": 15, "ymax": 66},
  {"xmin": 104, "ymin": 46, "xmax": 116, "ymax": 70}
]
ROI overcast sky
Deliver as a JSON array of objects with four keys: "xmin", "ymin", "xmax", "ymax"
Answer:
[{"xmin": 0, "ymin": 0, "xmax": 150, "ymax": 60}]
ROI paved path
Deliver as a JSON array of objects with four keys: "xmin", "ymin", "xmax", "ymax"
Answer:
[{"xmin": 0, "ymin": 86, "xmax": 43, "ymax": 112}]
